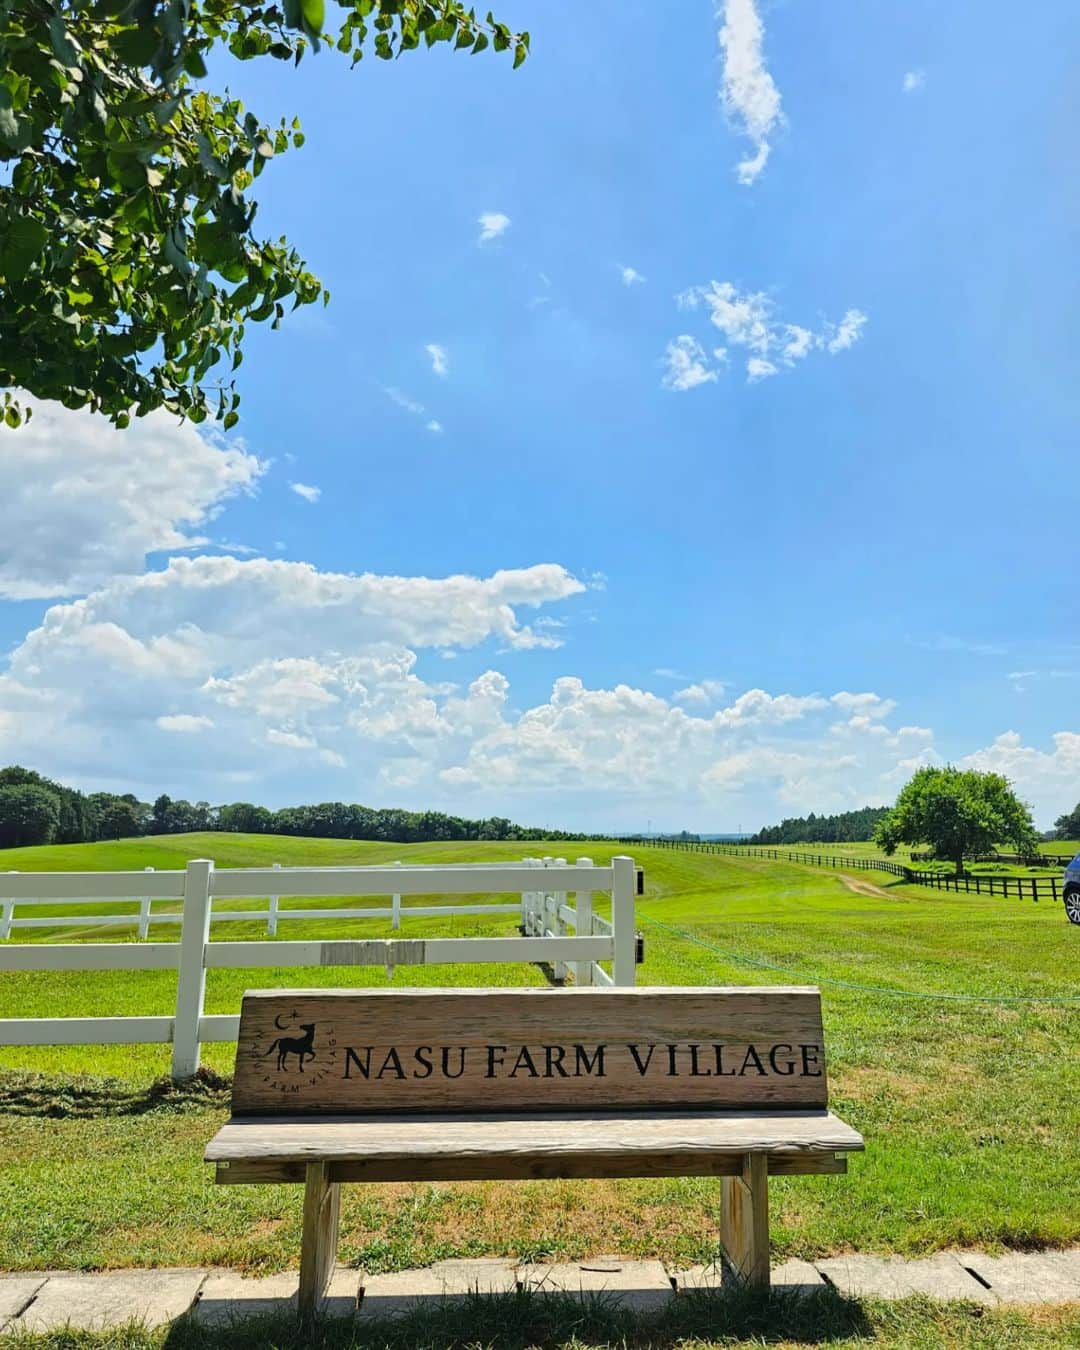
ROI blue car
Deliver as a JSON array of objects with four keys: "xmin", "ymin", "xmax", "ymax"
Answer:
[{"xmin": 1066, "ymin": 855, "xmax": 1080, "ymax": 925}]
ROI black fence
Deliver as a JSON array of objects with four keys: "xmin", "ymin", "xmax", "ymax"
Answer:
[{"xmin": 619, "ymin": 837, "xmax": 1064, "ymax": 903}]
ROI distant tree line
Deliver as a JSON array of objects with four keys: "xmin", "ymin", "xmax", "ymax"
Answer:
[
  {"xmin": 1051, "ymin": 801, "xmax": 1080, "ymax": 841},
  {"xmin": 0, "ymin": 765, "xmax": 587, "ymax": 851},
  {"xmin": 748, "ymin": 805, "xmax": 891, "ymax": 846}
]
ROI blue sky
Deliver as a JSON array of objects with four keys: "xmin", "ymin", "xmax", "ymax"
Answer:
[{"xmin": 1, "ymin": 0, "xmax": 1078, "ymax": 831}]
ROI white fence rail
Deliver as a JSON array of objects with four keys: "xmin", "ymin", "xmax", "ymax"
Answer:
[{"xmin": 0, "ymin": 855, "xmax": 637, "ymax": 1079}]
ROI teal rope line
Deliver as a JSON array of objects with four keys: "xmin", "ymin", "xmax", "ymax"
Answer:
[{"xmin": 641, "ymin": 914, "xmax": 1080, "ymax": 1007}]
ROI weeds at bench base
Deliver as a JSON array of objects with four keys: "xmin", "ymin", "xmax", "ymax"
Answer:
[{"xmin": 3, "ymin": 1289, "xmax": 1080, "ymax": 1349}]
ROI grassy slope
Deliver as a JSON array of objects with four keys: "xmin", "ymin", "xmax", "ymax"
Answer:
[
  {"xmin": 0, "ymin": 835, "xmax": 1077, "ymax": 1277},
  {"xmin": 738, "ymin": 839, "xmax": 1079, "ymax": 877}
]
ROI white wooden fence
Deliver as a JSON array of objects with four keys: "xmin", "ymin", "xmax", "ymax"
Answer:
[{"xmin": 0, "ymin": 855, "xmax": 637, "ymax": 1079}]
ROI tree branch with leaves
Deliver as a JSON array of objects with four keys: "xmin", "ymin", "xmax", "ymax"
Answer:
[{"xmin": 0, "ymin": 0, "xmax": 527, "ymax": 428}]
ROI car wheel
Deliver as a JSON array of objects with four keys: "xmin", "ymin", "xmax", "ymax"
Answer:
[{"xmin": 1066, "ymin": 887, "xmax": 1080, "ymax": 926}]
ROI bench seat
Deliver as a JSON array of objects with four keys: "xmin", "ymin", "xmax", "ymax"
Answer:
[{"xmin": 207, "ymin": 1108, "xmax": 863, "ymax": 1184}]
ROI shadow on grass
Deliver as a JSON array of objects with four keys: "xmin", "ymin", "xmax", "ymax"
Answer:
[
  {"xmin": 0, "ymin": 1068, "xmax": 230, "ymax": 1119},
  {"xmin": 3, "ymin": 1289, "xmax": 1071, "ymax": 1349},
  {"xmin": 161, "ymin": 1286, "xmax": 874, "ymax": 1349}
]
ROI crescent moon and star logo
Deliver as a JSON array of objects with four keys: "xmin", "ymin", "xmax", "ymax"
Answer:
[{"xmin": 253, "ymin": 1007, "xmax": 338, "ymax": 1096}]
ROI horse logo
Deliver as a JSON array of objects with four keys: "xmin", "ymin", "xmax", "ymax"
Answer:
[{"xmin": 263, "ymin": 1013, "xmax": 317, "ymax": 1073}]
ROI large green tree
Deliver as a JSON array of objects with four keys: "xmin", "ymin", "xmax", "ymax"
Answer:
[
  {"xmin": 0, "ymin": 783, "xmax": 62, "ymax": 847},
  {"xmin": 1052, "ymin": 801, "xmax": 1080, "ymax": 842},
  {"xmin": 0, "ymin": 0, "xmax": 526, "ymax": 429},
  {"xmin": 875, "ymin": 766, "xmax": 1038, "ymax": 876}
]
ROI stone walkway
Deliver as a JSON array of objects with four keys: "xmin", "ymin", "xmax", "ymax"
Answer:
[{"xmin": 2, "ymin": 1250, "xmax": 1079, "ymax": 1333}]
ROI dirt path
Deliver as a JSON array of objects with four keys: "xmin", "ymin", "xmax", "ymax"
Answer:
[{"xmin": 839, "ymin": 874, "xmax": 892, "ymax": 899}]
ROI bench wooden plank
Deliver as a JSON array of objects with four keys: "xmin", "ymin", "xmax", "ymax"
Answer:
[
  {"xmin": 214, "ymin": 1152, "xmax": 849, "ymax": 1185},
  {"xmin": 231, "ymin": 986, "xmax": 830, "ymax": 1115},
  {"xmin": 206, "ymin": 1108, "xmax": 863, "ymax": 1166}
]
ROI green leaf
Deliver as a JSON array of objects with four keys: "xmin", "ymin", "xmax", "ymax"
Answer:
[
  {"xmin": 513, "ymin": 40, "xmax": 526, "ymax": 68},
  {"xmin": 223, "ymin": 409, "xmax": 239, "ymax": 430},
  {"xmin": 1, "ymin": 217, "xmax": 48, "ymax": 282},
  {"xmin": 471, "ymin": 31, "xmax": 488, "ymax": 53},
  {"xmin": 301, "ymin": 0, "xmax": 325, "ymax": 33}
]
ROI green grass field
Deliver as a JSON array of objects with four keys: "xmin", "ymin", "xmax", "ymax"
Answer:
[
  {"xmin": 732, "ymin": 839, "xmax": 1079, "ymax": 877},
  {"xmin": 1, "ymin": 834, "xmax": 1077, "ymax": 1288}
]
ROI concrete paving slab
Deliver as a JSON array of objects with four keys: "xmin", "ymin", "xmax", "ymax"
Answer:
[
  {"xmin": 963, "ymin": 1251, "xmax": 1080, "ymax": 1305},
  {"xmin": 0, "ymin": 1276, "xmax": 48, "ymax": 1329},
  {"xmin": 192, "ymin": 1266, "xmax": 359, "ymax": 1324},
  {"xmin": 520, "ymin": 1256, "xmax": 673, "ymax": 1312},
  {"xmin": 815, "ymin": 1253, "xmax": 999, "ymax": 1304},
  {"xmin": 358, "ymin": 1267, "xmax": 473, "ymax": 1320},
  {"xmin": 428, "ymin": 1259, "xmax": 518, "ymax": 1295},
  {"xmin": 773, "ymin": 1259, "xmax": 830, "ymax": 1292},
  {"xmin": 672, "ymin": 1259, "xmax": 826, "ymax": 1296},
  {"xmin": 12, "ymin": 1269, "xmax": 207, "ymax": 1332}
]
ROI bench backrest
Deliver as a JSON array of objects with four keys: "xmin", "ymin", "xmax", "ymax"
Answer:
[{"xmin": 230, "ymin": 986, "xmax": 829, "ymax": 1116}]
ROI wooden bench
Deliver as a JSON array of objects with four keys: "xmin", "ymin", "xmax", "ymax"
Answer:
[{"xmin": 206, "ymin": 986, "xmax": 863, "ymax": 1319}]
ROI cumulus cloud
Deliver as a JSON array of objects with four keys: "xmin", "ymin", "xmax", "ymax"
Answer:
[
  {"xmin": 0, "ymin": 556, "xmax": 586, "ymax": 790},
  {"xmin": 959, "ymin": 731, "xmax": 1080, "ymax": 824},
  {"xmin": 620, "ymin": 266, "xmax": 646, "ymax": 286},
  {"xmin": 665, "ymin": 282, "xmax": 867, "ymax": 388},
  {"xmin": 425, "ymin": 343, "xmax": 448, "ymax": 377},
  {"xmin": 717, "ymin": 0, "xmax": 784, "ymax": 185},
  {"xmin": 425, "ymin": 420, "xmax": 444, "ymax": 435},
  {"xmin": 478, "ymin": 212, "xmax": 511, "ymax": 243},
  {"xmin": 675, "ymin": 680, "xmax": 725, "ymax": 705},
  {"xmin": 662, "ymin": 336, "xmax": 718, "ymax": 391},
  {"xmin": 156, "ymin": 714, "xmax": 214, "ymax": 733},
  {"xmin": 289, "ymin": 482, "xmax": 321, "ymax": 504},
  {"xmin": 902, "ymin": 69, "xmax": 925, "ymax": 94},
  {"xmin": 0, "ymin": 400, "xmax": 263, "ymax": 599}
]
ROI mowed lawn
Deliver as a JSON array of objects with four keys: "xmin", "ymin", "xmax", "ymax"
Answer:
[{"xmin": 0, "ymin": 835, "xmax": 1077, "ymax": 1279}]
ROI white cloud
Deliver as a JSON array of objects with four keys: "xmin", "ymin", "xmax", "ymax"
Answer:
[
  {"xmin": 3, "ymin": 555, "xmax": 1073, "ymax": 828},
  {"xmin": 717, "ymin": 0, "xmax": 784, "ymax": 185},
  {"xmin": 478, "ymin": 212, "xmax": 511, "ymax": 244},
  {"xmin": 668, "ymin": 282, "xmax": 867, "ymax": 386},
  {"xmin": 156, "ymin": 714, "xmax": 214, "ymax": 733},
  {"xmin": 662, "ymin": 336, "xmax": 718, "ymax": 391},
  {"xmin": 266, "ymin": 728, "xmax": 317, "ymax": 751},
  {"xmin": 384, "ymin": 386, "xmax": 426, "ymax": 416},
  {"xmin": 960, "ymin": 731, "xmax": 1080, "ymax": 826},
  {"xmin": 385, "ymin": 386, "xmax": 443, "ymax": 433},
  {"xmin": 902, "ymin": 69, "xmax": 925, "ymax": 94},
  {"xmin": 620, "ymin": 266, "xmax": 646, "ymax": 286},
  {"xmin": 675, "ymin": 680, "xmax": 725, "ymax": 705},
  {"xmin": 0, "ymin": 400, "xmax": 263, "ymax": 599},
  {"xmin": 827, "ymin": 309, "xmax": 868, "ymax": 353},
  {"xmin": 425, "ymin": 344, "xmax": 448, "ymax": 377},
  {"xmin": 289, "ymin": 482, "xmax": 321, "ymax": 504}
]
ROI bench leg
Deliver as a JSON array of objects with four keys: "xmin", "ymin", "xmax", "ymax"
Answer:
[
  {"xmin": 299, "ymin": 1161, "xmax": 341, "ymax": 1323},
  {"xmin": 719, "ymin": 1153, "xmax": 769, "ymax": 1288}
]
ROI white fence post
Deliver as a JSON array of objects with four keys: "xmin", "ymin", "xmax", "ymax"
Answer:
[
  {"xmin": 612, "ymin": 854, "xmax": 636, "ymax": 987},
  {"xmin": 267, "ymin": 862, "xmax": 281, "ymax": 936},
  {"xmin": 552, "ymin": 857, "xmax": 568, "ymax": 983},
  {"xmin": 574, "ymin": 857, "xmax": 594, "ymax": 986},
  {"xmin": 137, "ymin": 866, "xmax": 153, "ymax": 940},
  {"xmin": 171, "ymin": 858, "xmax": 213, "ymax": 1080},
  {"xmin": 1, "ymin": 873, "xmax": 15, "ymax": 940},
  {"xmin": 392, "ymin": 860, "xmax": 401, "ymax": 931}
]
